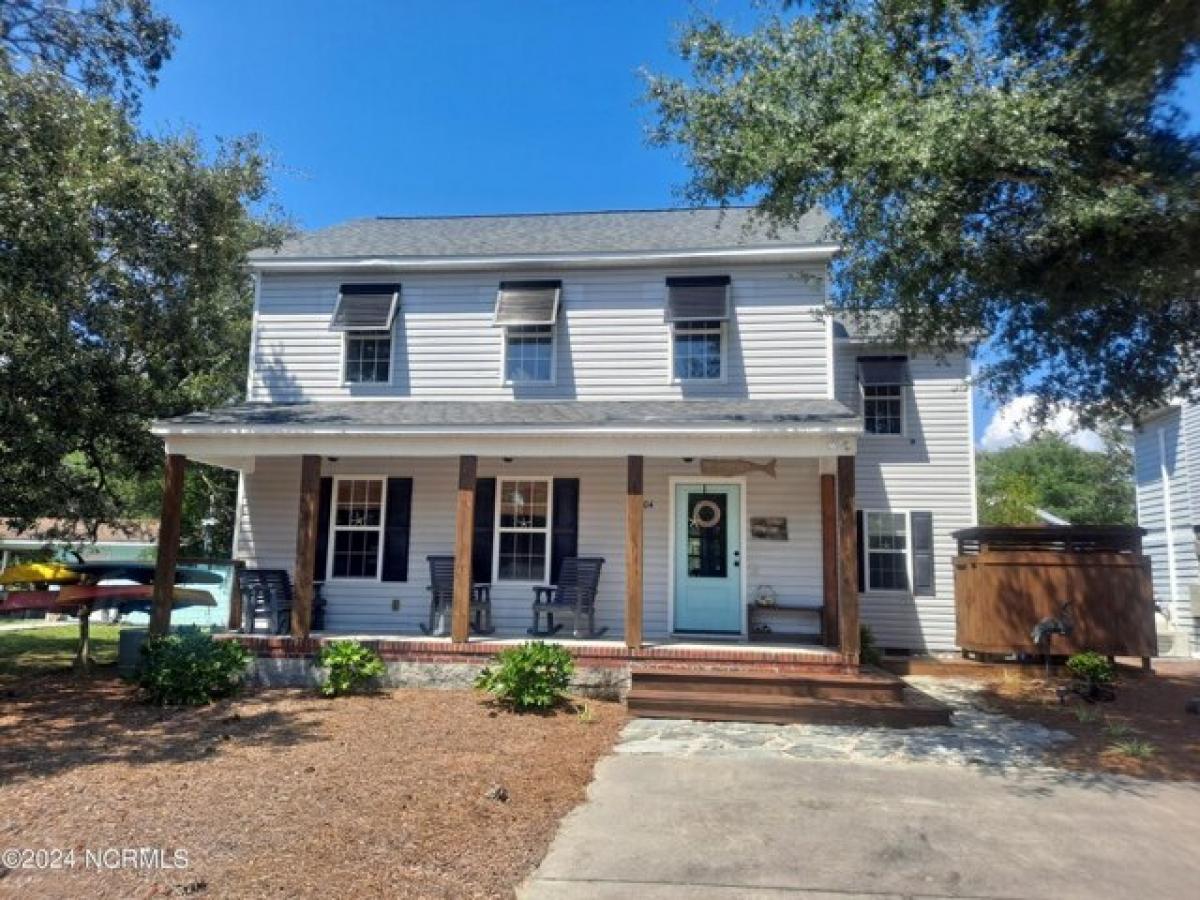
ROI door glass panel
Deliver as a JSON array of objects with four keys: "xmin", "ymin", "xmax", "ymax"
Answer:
[{"xmin": 686, "ymin": 492, "xmax": 727, "ymax": 578}]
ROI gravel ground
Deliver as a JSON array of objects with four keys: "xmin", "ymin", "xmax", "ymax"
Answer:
[
  {"xmin": 617, "ymin": 677, "xmax": 1073, "ymax": 768},
  {"xmin": 0, "ymin": 673, "xmax": 624, "ymax": 899}
]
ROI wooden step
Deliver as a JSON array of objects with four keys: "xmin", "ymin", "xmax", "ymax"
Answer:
[
  {"xmin": 626, "ymin": 688, "xmax": 952, "ymax": 729},
  {"xmin": 631, "ymin": 667, "xmax": 906, "ymax": 704}
]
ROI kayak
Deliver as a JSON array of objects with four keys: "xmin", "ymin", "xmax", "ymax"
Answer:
[
  {"xmin": 63, "ymin": 562, "xmax": 224, "ymax": 585},
  {"xmin": 0, "ymin": 562, "xmax": 82, "ymax": 586},
  {"xmin": 0, "ymin": 585, "xmax": 215, "ymax": 613}
]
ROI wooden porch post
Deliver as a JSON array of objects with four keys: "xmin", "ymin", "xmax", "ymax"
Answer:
[
  {"xmin": 451, "ymin": 455, "xmax": 478, "ymax": 643},
  {"xmin": 292, "ymin": 454, "xmax": 322, "ymax": 639},
  {"xmin": 820, "ymin": 472, "xmax": 839, "ymax": 647},
  {"xmin": 625, "ymin": 455, "xmax": 644, "ymax": 649},
  {"xmin": 836, "ymin": 455, "xmax": 861, "ymax": 664},
  {"xmin": 150, "ymin": 453, "xmax": 188, "ymax": 637}
]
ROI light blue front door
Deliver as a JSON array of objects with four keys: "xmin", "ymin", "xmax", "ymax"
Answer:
[{"xmin": 673, "ymin": 483, "xmax": 742, "ymax": 634}]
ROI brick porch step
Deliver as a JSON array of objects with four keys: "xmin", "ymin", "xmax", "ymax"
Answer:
[{"xmin": 627, "ymin": 668, "xmax": 951, "ymax": 728}]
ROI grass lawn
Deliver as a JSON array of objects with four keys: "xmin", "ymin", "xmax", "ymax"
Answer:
[
  {"xmin": 0, "ymin": 674, "xmax": 625, "ymax": 898},
  {"xmin": 0, "ymin": 623, "xmax": 121, "ymax": 679}
]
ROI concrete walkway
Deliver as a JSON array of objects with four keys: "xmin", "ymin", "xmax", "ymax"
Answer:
[
  {"xmin": 523, "ymin": 681, "xmax": 1200, "ymax": 899},
  {"xmin": 522, "ymin": 756, "xmax": 1200, "ymax": 899}
]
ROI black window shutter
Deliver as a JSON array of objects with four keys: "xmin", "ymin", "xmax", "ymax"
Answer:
[
  {"xmin": 381, "ymin": 478, "xmax": 413, "ymax": 582},
  {"xmin": 550, "ymin": 478, "xmax": 580, "ymax": 585},
  {"xmin": 314, "ymin": 477, "xmax": 333, "ymax": 582},
  {"xmin": 855, "ymin": 509, "xmax": 865, "ymax": 592},
  {"xmin": 911, "ymin": 511, "xmax": 935, "ymax": 596},
  {"xmin": 472, "ymin": 478, "xmax": 496, "ymax": 584}
]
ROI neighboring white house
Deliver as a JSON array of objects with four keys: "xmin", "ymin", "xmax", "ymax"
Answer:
[
  {"xmin": 1133, "ymin": 400, "xmax": 1200, "ymax": 656},
  {"xmin": 153, "ymin": 208, "xmax": 976, "ymax": 653}
]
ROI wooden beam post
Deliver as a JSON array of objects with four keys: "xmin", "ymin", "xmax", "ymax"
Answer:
[
  {"xmin": 451, "ymin": 455, "xmax": 478, "ymax": 644},
  {"xmin": 836, "ymin": 455, "xmax": 861, "ymax": 665},
  {"xmin": 820, "ymin": 472, "xmax": 839, "ymax": 648},
  {"xmin": 292, "ymin": 454, "xmax": 321, "ymax": 639},
  {"xmin": 149, "ymin": 453, "xmax": 187, "ymax": 637},
  {"xmin": 625, "ymin": 455, "xmax": 644, "ymax": 649}
]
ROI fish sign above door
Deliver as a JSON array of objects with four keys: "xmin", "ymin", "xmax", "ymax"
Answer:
[{"xmin": 699, "ymin": 458, "xmax": 777, "ymax": 478}]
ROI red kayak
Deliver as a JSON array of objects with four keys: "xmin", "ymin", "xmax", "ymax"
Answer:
[{"xmin": 1, "ymin": 585, "xmax": 214, "ymax": 613}]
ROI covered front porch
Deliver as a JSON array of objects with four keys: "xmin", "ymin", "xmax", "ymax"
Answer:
[{"xmin": 148, "ymin": 399, "xmax": 864, "ymax": 665}]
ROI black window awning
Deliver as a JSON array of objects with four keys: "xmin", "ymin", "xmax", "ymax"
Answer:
[
  {"xmin": 330, "ymin": 283, "xmax": 401, "ymax": 331},
  {"xmin": 857, "ymin": 356, "xmax": 911, "ymax": 386},
  {"xmin": 494, "ymin": 280, "xmax": 562, "ymax": 326},
  {"xmin": 666, "ymin": 275, "xmax": 731, "ymax": 322}
]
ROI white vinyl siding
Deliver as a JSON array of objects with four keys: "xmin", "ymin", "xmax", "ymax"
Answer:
[
  {"xmin": 1134, "ymin": 406, "xmax": 1198, "ymax": 653},
  {"xmin": 234, "ymin": 456, "xmax": 825, "ymax": 640},
  {"xmin": 835, "ymin": 345, "xmax": 975, "ymax": 651},
  {"xmin": 246, "ymin": 265, "xmax": 830, "ymax": 402}
]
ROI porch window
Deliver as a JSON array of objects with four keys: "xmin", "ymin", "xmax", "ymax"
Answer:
[
  {"xmin": 329, "ymin": 478, "xmax": 385, "ymax": 579},
  {"xmin": 672, "ymin": 320, "xmax": 724, "ymax": 381},
  {"xmin": 858, "ymin": 356, "xmax": 909, "ymax": 435},
  {"xmin": 344, "ymin": 332, "xmax": 391, "ymax": 384},
  {"xmin": 864, "ymin": 511, "xmax": 909, "ymax": 592},
  {"xmin": 495, "ymin": 478, "xmax": 551, "ymax": 582}
]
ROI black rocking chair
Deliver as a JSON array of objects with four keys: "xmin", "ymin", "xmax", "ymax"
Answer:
[
  {"xmin": 529, "ymin": 556, "xmax": 607, "ymax": 638},
  {"xmin": 419, "ymin": 555, "xmax": 494, "ymax": 636},
  {"xmin": 239, "ymin": 568, "xmax": 326, "ymax": 635}
]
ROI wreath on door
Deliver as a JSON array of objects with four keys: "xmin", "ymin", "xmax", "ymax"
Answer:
[{"xmin": 691, "ymin": 499, "xmax": 722, "ymax": 529}]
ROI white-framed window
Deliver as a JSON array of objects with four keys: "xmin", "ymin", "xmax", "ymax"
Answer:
[
  {"xmin": 328, "ymin": 477, "xmax": 386, "ymax": 580},
  {"xmin": 864, "ymin": 511, "xmax": 910, "ymax": 592},
  {"xmin": 862, "ymin": 383, "xmax": 904, "ymax": 435},
  {"xmin": 503, "ymin": 324, "xmax": 555, "ymax": 384},
  {"xmin": 671, "ymin": 319, "xmax": 725, "ymax": 381},
  {"xmin": 343, "ymin": 331, "xmax": 392, "ymax": 384},
  {"xmin": 494, "ymin": 477, "xmax": 552, "ymax": 583}
]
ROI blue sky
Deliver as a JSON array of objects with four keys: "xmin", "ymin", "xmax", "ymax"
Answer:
[{"xmin": 138, "ymin": 1, "xmax": 1199, "ymax": 446}]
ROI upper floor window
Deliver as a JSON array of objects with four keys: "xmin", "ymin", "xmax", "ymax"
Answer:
[
  {"xmin": 345, "ymin": 332, "xmax": 391, "ymax": 384},
  {"xmin": 667, "ymin": 275, "xmax": 730, "ymax": 382},
  {"xmin": 495, "ymin": 280, "xmax": 560, "ymax": 384},
  {"xmin": 858, "ymin": 356, "xmax": 909, "ymax": 435},
  {"xmin": 332, "ymin": 283, "xmax": 400, "ymax": 385}
]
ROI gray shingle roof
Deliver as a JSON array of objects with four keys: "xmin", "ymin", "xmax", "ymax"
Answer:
[
  {"xmin": 249, "ymin": 207, "xmax": 832, "ymax": 261},
  {"xmin": 157, "ymin": 399, "xmax": 858, "ymax": 432}
]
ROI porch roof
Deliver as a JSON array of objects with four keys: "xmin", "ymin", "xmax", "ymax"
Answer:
[
  {"xmin": 155, "ymin": 398, "xmax": 858, "ymax": 435},
  {"xmin": 153, "ymin": 399, "xmax": 860, "ymax": 465}
]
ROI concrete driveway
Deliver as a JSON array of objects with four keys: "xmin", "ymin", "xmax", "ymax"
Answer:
[{"xmin": 522, "ymin": 754, "xmax": 1200, "ymax": 899}]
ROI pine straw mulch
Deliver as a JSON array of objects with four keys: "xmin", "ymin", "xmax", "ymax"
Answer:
[
  {"xmin": 974, "ymin": 661, "xmax": 1200, "ymax": 782},
  {"xmin": 0, "ymin": 671, "xmax": 625, "ymax": 899}
]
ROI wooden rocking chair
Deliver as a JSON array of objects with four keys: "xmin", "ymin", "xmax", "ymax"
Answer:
[{"xmin": 420, "ymin": 555, "xmax": 494, "ymax": 636}]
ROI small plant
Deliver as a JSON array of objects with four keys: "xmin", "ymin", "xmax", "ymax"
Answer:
[
  {"xmin": 576, "ymin": 701, "xmax": 596, "ymax": 725},
  {"xmin": 1072, "ymin": 706, "xmax": 1102, "ymax": 725},
  {"xmin": 1065, "ymin": 651, "xmax": 1116, "ymax": 702},
  {"xmin": 475, "ymin": 642, "xmax": 575, "ymax": 711},
  {"xmin": 859, "ymin": 624, "xmax": 882, "ymax": 666},
  {"xmin": 138, "ymin": 631, "xmax": 250, "ymax": 706},
  {"xmin": 1103, "ymin": 719, "xmax": 1135, "ymax": 740},
  {"xmin": 1108, "ymin": 738, "xmax": 1156, "ymax": 759},
  {"xmin": 316, "ymin": 640, "xmax": 386, "ymax": 697}
]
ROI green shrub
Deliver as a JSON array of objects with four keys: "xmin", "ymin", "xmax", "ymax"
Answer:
[
  {"xmin": 859, "ymin": 624, "xmax": 882, "ymax": 666},
  {"xmin": 316, "ymin": 640, "xmax": 386, "ymax": 697},
  {"xmin": 1066, "ymin": 651, "xmax": 1115, "ymax": 686},
  {"xmin": 475, "ymin": 642, "xmax": 575, "ymax": 711},
  {"xmin": 1108, "ymin": 738, "xmax": 1156, "ymax": 759},
  {"xmin": 138, "ymin": 632, "xmax": 250, "ymax": 706}
]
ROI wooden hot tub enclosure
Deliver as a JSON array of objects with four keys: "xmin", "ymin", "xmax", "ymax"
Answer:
[{"xmin": 952, "ymin": 526, "xmax": 1157, "ymax": 659}]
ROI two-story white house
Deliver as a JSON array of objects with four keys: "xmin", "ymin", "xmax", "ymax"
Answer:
[
  {"xmin": 152, "ymin": 208, "xmax": 976, "ymax": 663},
  {"xmin": 1133, "ymin": 400, "xmax": 1200, "ymax": 656}
]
